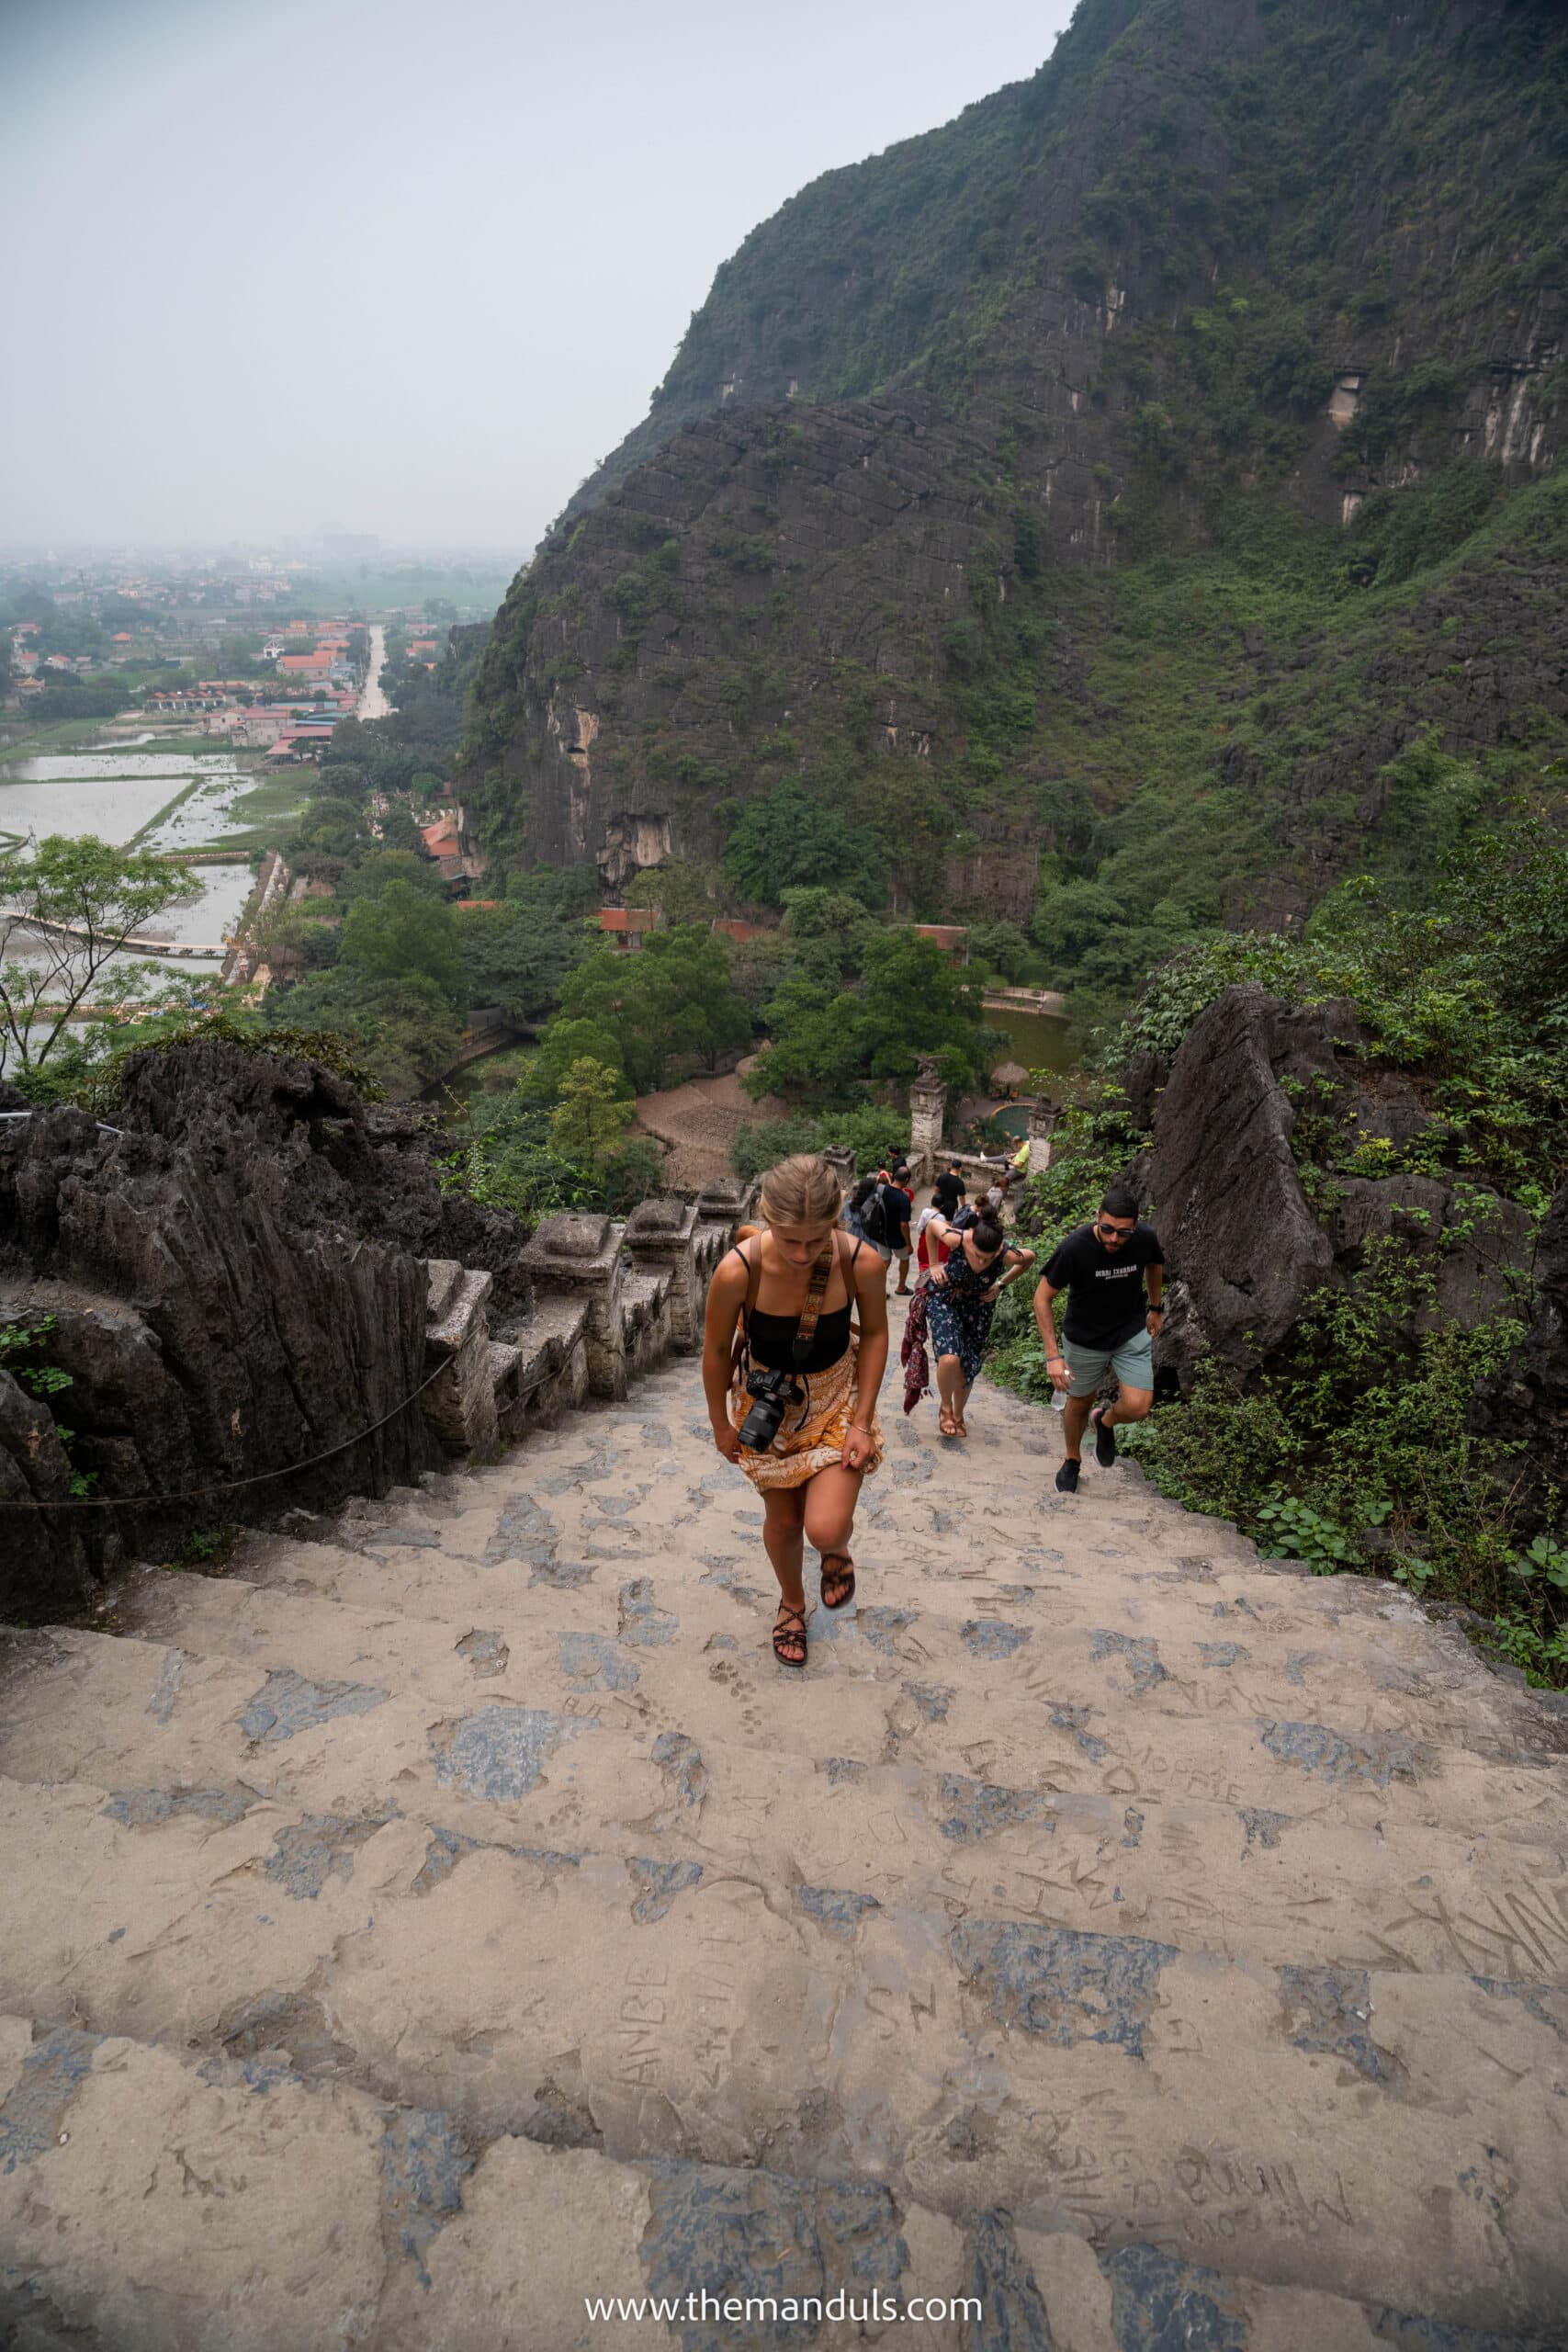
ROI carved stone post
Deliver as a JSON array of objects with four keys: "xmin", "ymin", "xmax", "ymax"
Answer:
[
  {"xmin": 1026, "ymin": 1095, "xmax": 1062, "ymax": 1170},
  {"xmin": 625, "ymin": 1196, "xmax": 702, "ymax": 1351},
  {"xmin": 423, "ymin": 1259, "xmax": 500, "ymax": 1454},
  {"xmin": 520, "ymin": 1212, "xmax": 628, "ymax": 1398},
  {"xmin": 695, "ymin": 1177, "xmax": 758, "ymax": 1228},
  {"xmin": 908, "ymin": 1056, "xmax": 948, "ymax": 1187}
]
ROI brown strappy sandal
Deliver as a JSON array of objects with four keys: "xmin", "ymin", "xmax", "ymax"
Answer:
[
  {"xmin": 773, "ymin": 1601, "xmax": 808, "ymax": 1668},
  {"xmin": 819, "ymin": 1553, "xmax": 856, "ymax": 1611}
]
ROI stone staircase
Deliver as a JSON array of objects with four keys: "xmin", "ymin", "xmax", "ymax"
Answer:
[{"xmin": 2, "ymin": 1293, "xmax": 1566, "ymax": 2349}]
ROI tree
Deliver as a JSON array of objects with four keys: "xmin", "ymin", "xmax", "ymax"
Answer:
[
  {"xmin": 745, "ymin": 928, "xmax": 988, "ymax": 1104},
  {"xmin": 270, "ymin": 969, "xmax": 460, "ymax": 1099},
  {"xmin": 507, "ymin": 865, "xmax": 602, "ymax": 922},
  {"xmin": 526, "ymin": 1015, "xmax": 630, "ymax": 1100},
  {"xmin": 965, "ymin": 918, "xmax": 1032, "ymax": 981},
  {"xmin": 0, "ymin": 835, "xmax": 201, "ymax": 1072},
  {"xmin": 555, "ymin": 926, "xmax": 751, "ymax": 1093},
  {"xmin": 853, "ymin": 930, "xmax": 988, "ymax": 1083},
  {"xmin": 35, "ymin": 677, "xmax": 127, "ymax": 721},
  {"xmin": 459, "ymin": 900, "xmax": 582, "ymax": 1027},
  {"xmin": 339, "ymin": 850, "xmax": 449, "ymax": 902},
  {"xmin": 780, "ymin": 886, "xmax": 876, "ymax": 982},
  {"xmin": 727, "ymin": 929, "xmax": 798, "ymax": 1017},
  {"xmin": 288, "ymin": 795, "xmax": 367, "ymax": 866},
  {"xmin": 625, "ymin": 858, "xmax": 719, "ymax": 923},
  {"xmin": 743, "ymin": 973, "xmax": 865, "ymax": 1102},
  {"xmin": 547, "ymin": 1057, "xmax": 635, "ymax": 1175},
  {"xmin": 338, "ymin": 880, "xmax": 467, "ymax": 1010},
  {"xmin": 722, "ymin": 779, "xmax": 887, "ymax": 908},
  {"xmin": 1032, "ymin": 877, "xmax": 1128, "ymax": 964}
]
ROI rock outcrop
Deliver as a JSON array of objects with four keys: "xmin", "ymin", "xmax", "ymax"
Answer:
[
  {"xmin": 1139, "ymin": 984, "xmax": 1531, "ymax": 1389},
  {"xmin": 0, "ymin": 1090, "xmax": 442, "ymax": 1611},
  {"xmin": 116, "ymin": 1037, "xmax": 536, "ymax": 1325},
  {"xmin": 0, "ymin": 1042, "xmax": 745, "ymax": 1623}
]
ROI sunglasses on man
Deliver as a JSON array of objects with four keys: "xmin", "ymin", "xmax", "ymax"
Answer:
[{"xmin": 1094, "ymin": 1217, "xmax": 1136, "ymax": 1242}]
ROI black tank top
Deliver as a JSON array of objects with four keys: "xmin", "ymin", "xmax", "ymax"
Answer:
[{"xmin": 734, "ymin": 1239, "xmax": 858, "ymax": 1374}]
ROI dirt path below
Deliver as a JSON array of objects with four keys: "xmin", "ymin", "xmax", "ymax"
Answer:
[{"xmin": 634, "ymin": 1058, "xmax": 778, "ymax": 1192}]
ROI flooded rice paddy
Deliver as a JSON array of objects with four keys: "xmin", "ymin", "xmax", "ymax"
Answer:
[{"xmin": 0, "ymin": 742, "xmax": 265, "ymax": 964}]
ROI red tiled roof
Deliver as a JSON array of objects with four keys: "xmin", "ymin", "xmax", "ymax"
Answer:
[
  {"xmin": 596, "ymin": 908, "xmax": 657, "ymax": 934},
  {"xmin": 915, "ymin": 924, "xmax": 967, "ymax": 952},
  {"xmin": 713, "ymin": 918, "xmax": 768, "ymax": 943}
]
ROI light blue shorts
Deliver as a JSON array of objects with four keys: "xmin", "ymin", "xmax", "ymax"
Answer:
[{"xmin": 1062, "ymin": 1327, "xmax": 1154, "ymax": 1398}]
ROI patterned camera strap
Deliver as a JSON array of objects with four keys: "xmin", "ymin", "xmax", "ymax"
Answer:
[{"xmin": 789, "ymin": 1241, "xmax": 838, "ymax": 1369}]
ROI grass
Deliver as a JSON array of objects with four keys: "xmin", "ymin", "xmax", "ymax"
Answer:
[
  {"xmin": 210, "ymin": 774, "xmax": 309, "ymax": 854},
  {"xmin": 127, "ymin": 776, "xmax": 208, "ymax": 850},
  {"xmin": 0, "ymin": 715, "xmax": 131, "ymax": 763}
]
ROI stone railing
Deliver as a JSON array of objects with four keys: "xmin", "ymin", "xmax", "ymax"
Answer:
[{"xmin": 418, "ymin": 1179, "xmax": 757, "ymax": 1454}]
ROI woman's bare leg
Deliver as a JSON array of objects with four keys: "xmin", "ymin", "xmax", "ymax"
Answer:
[
  {"xmin": 761, "ymin": 1486, "xmax": 808, "ymax": 1611},
  {"xmin": 802, "ymin": 1462, "xmax": 864, "ymax": 1604},
  {"xmin": 936, "ymin": 1351, "xmax": 966, "ymax": 1431},
  {"xmin": 953, "ymin": 1374, "xmax": 975, "ymax": 1434}
]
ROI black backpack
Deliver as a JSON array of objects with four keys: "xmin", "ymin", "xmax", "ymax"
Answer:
[{"xmin": 859, "ymin": 1182, "xmax": 892, "ymax": 1247}]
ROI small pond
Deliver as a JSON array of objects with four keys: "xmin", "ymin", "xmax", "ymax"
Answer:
[{"xmin": 984, "ymin": 1004, "xmax": 1076, "ymax": 1081}]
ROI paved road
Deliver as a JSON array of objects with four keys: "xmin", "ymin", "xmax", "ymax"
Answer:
[
  {"xmin": 357, "ymin": 622, "xmax": 389, "ymax": 721},
  {"xmin": 1, "ymin": 1307, "xmax": 1564, "ymax": 2345}
]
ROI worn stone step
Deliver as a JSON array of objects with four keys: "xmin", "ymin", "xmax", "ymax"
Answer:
[
  {"xmin": 5, "ymin": 2010, "xmax": 1551, "ymax": 2352},
  {"xmin": 5, "ymin": 1701, "xmax": 1566, "ymax": 2046},
  {"xmin": 1, "ymin": 1748, "xmax": 1562, "ymax": 2335},
  {"xmin": 4, "ymin": 1614, "xmax": 1561, "ymax": 1876},
  {"xmin": 130, "ymin": 1542, "xmax": 1565, "ymax": 1800},
  {"xmin": 220, "ymin": 1497, "xmax": 1549, "ymax": 1768},
  {"xmin": 3, "ymin": 1328, "xmax": 1567, "ymax": 2344}
]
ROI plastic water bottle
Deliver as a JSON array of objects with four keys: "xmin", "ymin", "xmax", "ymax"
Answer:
[{"xmin": 1050, "ymin": 1385, "xmax": 1067, "ymax": 1415}]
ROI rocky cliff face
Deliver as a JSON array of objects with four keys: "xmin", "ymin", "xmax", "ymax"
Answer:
[
  {"xmin": 1135, "ymin": 983, "xmax": 1530, "ymax": 1386},
  {"xmin": 0, "ymin": 1043, "xmax": 536, "ymax": 1616},
  {"xmin": 460, "ymin": 0, "xmax": 1567, "ymax": 929}
]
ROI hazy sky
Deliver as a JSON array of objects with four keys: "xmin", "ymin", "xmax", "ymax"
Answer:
[{"xmin": 2, "ymin": 0, "xmax": 1074, "ymax": 557}]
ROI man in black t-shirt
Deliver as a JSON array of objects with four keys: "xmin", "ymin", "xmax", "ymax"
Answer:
[
  {"xmin": 883, "ymin": 1162, "xmax": 914, "ymax": 1294},
  {"xmin": 1033, "ymin": 1184, "xmax": 1164, "ymax": 1494},
  {"xmin": 932, "ymin": 1161, "xmax": 966, "ymax": 1219}
]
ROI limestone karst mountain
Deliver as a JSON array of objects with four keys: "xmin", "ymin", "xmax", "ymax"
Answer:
[{"xmin": 457, "ymin": 0, "xmax": 1567, "ymax": 981}]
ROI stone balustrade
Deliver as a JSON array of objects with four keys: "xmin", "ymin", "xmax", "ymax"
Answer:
[
  {"xmin": 422, "ymin": 1260, "xmax": 500, "ymax": 1456},
  {"xmin": 420, "ymin": 1182, "xmax": 756, "ymax": 1453}
]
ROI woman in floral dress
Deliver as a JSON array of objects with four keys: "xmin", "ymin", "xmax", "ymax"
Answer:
[{"xmin": 920, "ymin": 1210, "xmax": 1035, "ymax": 1438}]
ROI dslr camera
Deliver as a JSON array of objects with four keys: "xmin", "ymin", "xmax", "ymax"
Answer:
[{"xmin": 737, "ymin": 1365, "xmax": 801, "ymax": 1452}]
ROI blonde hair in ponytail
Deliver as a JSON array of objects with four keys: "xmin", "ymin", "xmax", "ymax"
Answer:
[{"xmin": 758, "ymin": 1152, "xmax": 843, "ymax": 1230}]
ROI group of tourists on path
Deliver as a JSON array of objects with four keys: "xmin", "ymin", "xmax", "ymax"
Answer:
[{"xmin": 702, "ymin": 1151, "xmax": 1164, "ymax": 1668}]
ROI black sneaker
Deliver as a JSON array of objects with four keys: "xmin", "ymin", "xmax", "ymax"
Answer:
[
  {"xmin": 1091, "ymin": 1405, "xmax": 1118, "ymax": 1468},
  {"xmin": 1055, "ymin": 1458, "xmax": 1080, "ymax": 1494}
]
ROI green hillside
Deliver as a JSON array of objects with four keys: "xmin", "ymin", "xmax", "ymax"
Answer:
[{"xmin": 460, "ymin": 0, "xmax": 1568, "ymax": 1021}]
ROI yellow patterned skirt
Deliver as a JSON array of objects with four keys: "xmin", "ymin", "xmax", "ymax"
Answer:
[{"xmin": 728, "ymin": 1341, "xmax": 885, "ymax": 1493}]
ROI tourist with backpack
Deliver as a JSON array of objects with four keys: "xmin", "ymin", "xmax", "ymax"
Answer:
[{"xmin": 846, "ymin": 1163, "xmax": 912, "ymax": 1288}]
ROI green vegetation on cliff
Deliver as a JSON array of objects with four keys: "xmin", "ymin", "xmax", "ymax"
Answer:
[
  {"xmin": 988, "ymin": 810, "xmax": 1568, "ymax": 1680},
  {"xmin": 460, "ymin": 0, "xmax": 1567, "ymax": 1029}
]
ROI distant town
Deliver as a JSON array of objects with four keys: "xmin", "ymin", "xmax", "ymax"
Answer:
[{"xmin": 0, "ymin": 540, "xmax": 515, "ymax": 753}]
